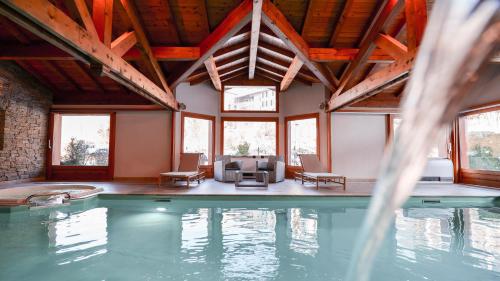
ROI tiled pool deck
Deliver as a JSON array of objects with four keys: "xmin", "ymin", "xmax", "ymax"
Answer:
[{"xmin": 2, "ymin": 179, "xmax": 499, "ymax": 197}]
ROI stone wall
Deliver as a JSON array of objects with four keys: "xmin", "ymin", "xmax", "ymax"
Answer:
[{"xmin": 0, "ymin": 62, "xmax": 53, "ymax": 182}]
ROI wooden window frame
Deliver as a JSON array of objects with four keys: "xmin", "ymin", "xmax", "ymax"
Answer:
[
  {"xmin": 180, "ymin": 111, "xmax": 216, "ymax": 168},
  {"xmin": 221, "ymin": 84, "xmax": 280, "ymax": 113},
  {"xmin": 453, "ymin": 104, "xmax": 500, "ymax": 188},
  {"xmin": 220, "ymin": 116, "xmax": 280, "ymax": 156},
  {"xmin": 47, "ymin": 111, "xmax": 116, "ymax": 181},
  {"xmin": 284, "ymin": 113, "xmax": 320, "ymax": 167}
]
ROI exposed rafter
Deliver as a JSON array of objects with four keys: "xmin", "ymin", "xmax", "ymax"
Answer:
[
  {"xmin": 332, "ymin": 0, "xmax": 404, "ymax": 98},
  {"xmin": 405, "ymin": 0, "xmax": 427, "ymax": 52},
  {"xmin": 204, "ymin": 56, "xmax": 222, "ymax": 91},
  {"xmin": 261, "ymin": 0, "xmax": 338, "ymax": 92},
  {"xmin": 92, "ymin": 0, "xmax": 113, "ymax": 47},
  {"xmin": 248, "ymin": 0, "xmax": 263, "ymax": 79},
  {"xmin": 73, "ymin": 0, "xmax": 98, "ymax": 39},
  {"xmin": 309, "ymin": 48, "xmax": 393, "ymax": 63},
  {"xmin": 168, "ymin": 0, "xmax": 253, "ymax": 88},
  {"xmin": 119, "ymin": 0, "xmax": 170, "ymax": 91},
  {"xmin": 280, "ymin": 56, "xmax": 303, "ymax": 91},
  {"xmin": 327, "ymin": 55, "xmax": 414, "ymax": 111},
  {"xmin": 374, "ymin": 33, "xmax": 408, "ymax": 60},
  {"xmin": 0, "ymin": 0, "xmax": 178, "ymax": 109},
  {"xmin": 111, "ymin": 31, "xmax": 137, "ymax": 57}
]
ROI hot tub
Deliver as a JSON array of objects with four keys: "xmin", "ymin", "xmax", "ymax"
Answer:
[{"xmin": 0, "ymin": 184, "xmax": 103, "ymax": 206}]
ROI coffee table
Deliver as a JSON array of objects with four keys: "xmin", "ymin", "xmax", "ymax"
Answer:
[{"xmin": 234, "ymin": 171, "xmax": 269, "ymax": 188}]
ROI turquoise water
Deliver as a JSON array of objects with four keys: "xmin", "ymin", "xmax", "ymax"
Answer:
[{"xmin": 0, "ymin": 196, "xmax": 499, "ymax": 281}]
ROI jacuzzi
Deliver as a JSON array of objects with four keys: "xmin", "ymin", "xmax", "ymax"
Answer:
[{"xmin": 0, "ymin": 184, "xmax": 103, "ymax": 206}]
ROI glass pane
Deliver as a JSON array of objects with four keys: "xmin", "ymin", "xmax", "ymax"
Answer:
[
  {"xmin": 223, "ymin": 121, "xmax": 276, "ymax": 156},
  {"xmin": 183, "ymin": 117, "xmax": 212, "ymax": 165},
  {"xmin": 288, "ymin": 118, "xmax": 317, "ymax": 166},
  {"xmin": 460, "ymin": 109, "xmax": 500, "ymax": 171},
  {"xmin": 392, "ymin": 116, "xmax": 448, "ymax": 158},
  {"xmin": 54, "ymin": 115, "xmax": 110, "ymax": 166},
  {"xmin": 223, "ymin": 86, "xmax": 277, "ymax": 111}
]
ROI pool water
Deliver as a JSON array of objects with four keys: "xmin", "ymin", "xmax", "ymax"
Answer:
[{"xmin": 0, "ymin": 196, "xmax": 499, "ymax": 281}]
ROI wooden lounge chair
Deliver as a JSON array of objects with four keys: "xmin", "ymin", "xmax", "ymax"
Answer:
[
  {"xmin": 297, "ymin": 154, "xmax": 346, "ymax": 190},
  {"xmin": 158, "ymin": 153, "xmax": 205, "ymax": 188}
]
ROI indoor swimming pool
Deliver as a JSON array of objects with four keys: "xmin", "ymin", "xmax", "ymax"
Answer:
[{"xmin": 0, "ymin": 196, "xmax": 499, "ymax": 281}]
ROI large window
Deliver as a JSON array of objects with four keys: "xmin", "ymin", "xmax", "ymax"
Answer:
[
  {"xmin": 52, "ymin": 114, "xmax": 111, "ymax": 166},
  {"xmin": 222, "ymin": 85, "xmax": 277, "ymax": 112},
  {"xmin": 459, "ymin": 109, "xmax": 500, "ymax": 171},
  {"xmin": 222, "ymin": 117, "xmax": 278, "ymax": 156},
  {"xmin": 389, "ymin": 115, "xmax": 450, "ymax": 158},
  {"xmin": 286, "ymin": 113, "xmax": 319, "ymax": 166},
  {"xmin": 181, "ymin": 112, "xmax": 215, "ymax": 166}
]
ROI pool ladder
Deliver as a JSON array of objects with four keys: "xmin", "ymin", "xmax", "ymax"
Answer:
[{"xmin": 25, "ymin": 192, "xmax": 71, "ymax": 208}]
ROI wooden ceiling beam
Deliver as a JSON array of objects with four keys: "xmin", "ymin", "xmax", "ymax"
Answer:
[
  {"xmin": 327, "ymin": 55, "xmax": 414, "ymax": 111},
  {"xmin": 203, "ymin": 56, "xmax": 222, "ymax": 91},
  {"xmin": 0, "ymin": 43, "xmax": 200, "ymax": 61},
  {"xmin": 261, "ymin": 0, "xmax": 338, "ymax": 92},
  {"xmin": 124, "ymin": 47, "xmax": 200, "ymax": 61},
  {"xmin": 331, "ymin": 0, "xmax": 404, "ymax": 98},
  {"xmin": 280, "ymin": 56, "xmax": 303, "ymax": 91},
  {"xmin": 92, "ymin": 0, "xmax": 113, "ymax": 47},
  {"xmin": 248, "ymin": 0, "xmax": 263, "ymax": 79},
  {"xmin": 119, "ymin": 0, "xmax": 170, "ymax": 92},
  {"xmin": 405, "ymin": 0, "xmax": 427, "ymax": 52},
  {"xmin": 374, "ymin": 33, "xmax": 408, "ymax": 60},
  {"xmin": 0, "ymin": 0, "xmax": 178, "ymax": 109},
  {"xmin": 309, "ymin": 48, "xmax": 394, "ymax": 63},
  {"xmin": 111, "ymin": 31, "xmax": 137, "ymax": 57},
  {"xmin": 191, "ymin": 62, "xmax": 249, "ymax": 85},
  {"xmin": 167, "ymin": 0, "xmax": 253, "ymax": 88}
]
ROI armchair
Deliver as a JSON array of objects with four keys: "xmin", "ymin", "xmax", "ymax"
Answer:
[
  {"xmin": 256, "ymin": 156, "xmax": 285, "ymax": 183},
  {"xmin": 214, "ymin": 155, "xmax": 243, "ymax": 182}
]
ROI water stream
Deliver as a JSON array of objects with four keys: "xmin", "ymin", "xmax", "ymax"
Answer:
[{"xmin": 344, "ymin": 1, "xmax": 500, "ymax": 280}]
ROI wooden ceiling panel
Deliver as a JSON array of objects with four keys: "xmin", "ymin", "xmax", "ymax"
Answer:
[
  {"xmin": 169, "ymin": 0, "xmax": 211, "ymax": 45},
  {"xmin": 206, "ymin": 0, "xmax": 242, "ymax": 31},
  {"xmin": 132, "ymin": 0, "xmax": 181, "ymax": 45},
  {"xmin": 28, "ymin": 61, "xmax": 76, "ymax": 90},
  {"xmin": 272, "ymin": 0, "xmax": 308, "ymax": 32},
  {"xmin": 301, "ymin": 0, "xmax": 344, "ymax": 47},
  {"xmin": 331, "ymin": 0, "xmax": 381, "ymax": 48}
]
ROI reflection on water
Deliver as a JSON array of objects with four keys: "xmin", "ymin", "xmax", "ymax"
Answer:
[{"xmin": 0, "ymin": 202, "xmax": 499, "ymax": 281}]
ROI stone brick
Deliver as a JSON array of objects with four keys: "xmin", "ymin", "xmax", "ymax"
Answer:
[{"xmin": 0, "ymin": 62, "xmax": 52, "ymax": 182}]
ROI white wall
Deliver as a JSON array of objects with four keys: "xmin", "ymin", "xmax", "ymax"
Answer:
[
  {"xmin": 281, "ymin": 83, "xmax": 329, "ymax": 168},
  {"xmin": 331, "ymin": 113, "xmax": 387, "ymax": 180},
  {"xmin": 173, "ymin": 83, "xmax": 220, "ymax": 168},
  {"xmin": 172, "ymin": 81, "xmax": 330, "ymax": 169},
  {"xmin": 114, "ymin": 111, "xmax": 171, "ymax": 177}
]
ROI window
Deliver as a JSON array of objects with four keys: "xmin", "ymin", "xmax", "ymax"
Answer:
[
  {"xmin": 459, "ymin": 109, "xmax": 500, "ymax": 171},
  {"xmin": 389, "ymin": 115, "xmax": 450, "ymax": 158},
  {"xmin": 52, "ymin": 114, "xmax": 111, "ymax": 166},
  {"xmin": 222, "ymin": 117, "xmax": 278, "ymax": 156},
  {"xmin": 222, "ymin": 85, "xmax": 277, "ymax": 112},
  {"xmin": 181, "ymin": 112, "xmax": 215, "ymax": 165},
  {"xmin": 286, "ymin": 113, "xmax": 319, "ymax": 166}
]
